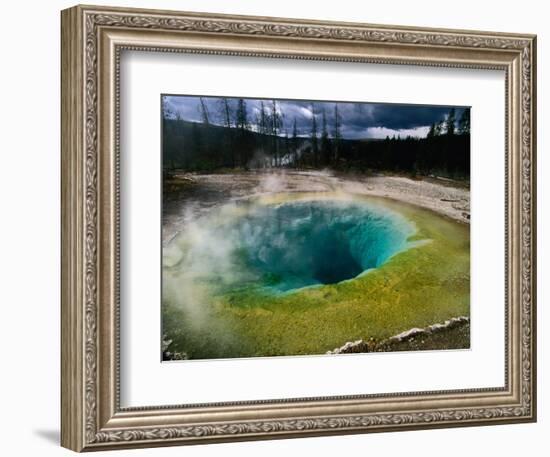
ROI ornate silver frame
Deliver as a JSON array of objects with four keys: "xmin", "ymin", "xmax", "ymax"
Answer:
[{"xmin": 61, "ymin": 4, "xmax": 536, "ymax": 452}]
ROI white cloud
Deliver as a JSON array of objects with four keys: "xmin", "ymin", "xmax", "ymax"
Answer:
[
  {"xmin": 298, "ymin": 106, "xmax": 314, "ymax": 119},
  {"xmin": 364, "ymin": 126, "xmax": 430, "ymax": 139}
]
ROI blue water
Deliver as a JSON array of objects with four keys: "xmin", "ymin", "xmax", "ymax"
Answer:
[{"xmin": 224, "ymin": 199, "xmax": 416, "ymax": 293}]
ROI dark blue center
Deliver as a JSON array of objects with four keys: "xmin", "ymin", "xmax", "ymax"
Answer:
[{"xmin": 225, "ymin": 200, "xmax": 414, "ymax": 292}]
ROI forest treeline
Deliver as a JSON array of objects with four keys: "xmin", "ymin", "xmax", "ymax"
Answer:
[{"xmin": 162, "ymin": 98, "xmax": 470, "ymax": 178}]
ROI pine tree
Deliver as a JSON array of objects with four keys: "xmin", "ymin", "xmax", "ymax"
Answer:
[
  {"xmin": 161, "ymin": 95, "xmax": 173, "ymax": 120},
  {"xmin": 218, "ymin": 98, "xmax": 232, "ymax": 128},
  {"xmin": 235, "ymin": 99, "xmax": 249, "ymax": 167},
  {"xmin": 292, "ymin": 117, "xmax": 299, "ymax": 168},
  {"xmin": 271, "ymin": 100, "xmax": 281, "ymax": 166},
  {"xmin": 321, "ymin": 109, "xmax": 330, "ymax": 166},
  {"xmin": 427, "ymin": 123, "xmax": 436, "ymax": 138},
  {"xmin": 310, "ymin": 105, "xmax": 318, "ymax": 167},
  {"xmin": 434, "ymin": 120, "xmax": 443, "ymax": 136},
  {"xmin": 284, "ymin": 129, "xmax": 290, "ymax": 166},
  {"xmin": 218, "ymin": 98, "xmax": 234, "ymax": 166},
  {"xmin": 236, "ymin": 99, "xmax": 248, "ymax": 130},
  {"xmin": 445, "ymin": 108, "xmax": 456, "ymax": 136},
  {"xmin": 259, "ymin": 101, "xmax": 267, "ymax": 134},
  {"xmin": 333, "ymin": 104, "xmax": 342, "ymax": 162},
  {"xmin": 458, "ymin": 109, "xmax": 470, "ymax": 135},
  {"xmin": 257, "ymin": 101, "xmax": 268, "ymax": 165},
  {"xmin": 199, "ymin": 97, "xmax": 210, "ymax": 125}
]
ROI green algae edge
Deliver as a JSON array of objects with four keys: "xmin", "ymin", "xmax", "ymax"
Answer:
[{"xmin": 162, "ymin": 195, "xmax": 470, "ymax": 360}]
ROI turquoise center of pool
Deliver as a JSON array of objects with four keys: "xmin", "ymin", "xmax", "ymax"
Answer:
[{"xmin": 222, "ymin": 199, "xmax": 416, "ymax": 292}]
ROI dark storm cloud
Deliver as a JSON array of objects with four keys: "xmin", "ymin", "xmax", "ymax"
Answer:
[{"xmin": 163, "ymin": 95, "xmax": 467, "ymax": 140}]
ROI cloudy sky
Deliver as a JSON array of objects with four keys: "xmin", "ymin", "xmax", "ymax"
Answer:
[{"xmin": 163, "ymin": 95, "xmax": 468, "ymax": 140}]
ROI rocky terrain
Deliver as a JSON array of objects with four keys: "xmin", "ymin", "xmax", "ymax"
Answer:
[{"xmin": 327, "ymin": 316, "xmax": 470, "ymax": 354}]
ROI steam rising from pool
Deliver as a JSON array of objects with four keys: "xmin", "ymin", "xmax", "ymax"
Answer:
[{"xmin": 163, "ymin": 196, "xmax": 417, "ymax": 306}]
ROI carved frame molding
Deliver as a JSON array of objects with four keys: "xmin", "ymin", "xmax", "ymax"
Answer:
[{"xmin": 61, "ymin": 5, "xmax": 536, "ymax": 451}]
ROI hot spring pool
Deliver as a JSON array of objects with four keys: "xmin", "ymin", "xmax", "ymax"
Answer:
[
  {"xmin": 162, "ymin": 193, "xmax": 470, "ymax": 360},
  {"xmin": 164, "ymin": 196, "xmax": 417, "ymax": 294}
]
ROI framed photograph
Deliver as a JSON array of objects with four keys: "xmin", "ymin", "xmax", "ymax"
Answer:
[{"xmin": 61, "ymin": 4, "xmax": 537, "ymax": 451}]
